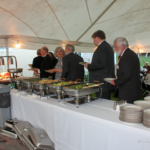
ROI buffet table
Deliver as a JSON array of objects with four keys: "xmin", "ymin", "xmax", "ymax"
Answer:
[{"xmin": 10, "ymin": 90, "xmax": 150, "ymax": 150}]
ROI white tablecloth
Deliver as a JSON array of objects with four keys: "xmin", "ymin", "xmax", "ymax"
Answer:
[{"xmin": 11, "ymin": 90, "xmax": 150, "ymax": 150}]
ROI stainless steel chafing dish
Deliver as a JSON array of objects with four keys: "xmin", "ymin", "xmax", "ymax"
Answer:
[
  {"xmin": 29, "ymin": 79, "xmax": 62, "ymax": 97},
  {"xmin": 11, "ymin": 77, "xmax": 38, "ymax": 90},
  {"xmin": 62, "ymin": 83, "xmax": 103, "ymax": 108},
  {"xmin": 22, "ymin": 78, "xmax": 41, "ymax": 93},
  {"xmin": 8, "ymin": 68, "xmax": 23, "ymax": 73},
  {"xmin": 49, "ymin": 81, "xmax": 82, "ymax": 102}
]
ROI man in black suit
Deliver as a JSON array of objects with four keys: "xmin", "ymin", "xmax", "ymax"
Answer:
[
  {"xmin": 32, "ymin": 49, "xmax": 44, "ymax": 74},
  {"xmin": 85, "ymin": 30, "xmax": 115, "ymax": 99},
  {"xmin": 61, "ymin": 44, "xmax": 84, "ymax": 81},
  {"xmin": 110, "ymin": 37, "xmax": 141, "ymax": 103},
  {"xmin": 40, "ymin": 47, "xmax": 54, "ymax": 78}
]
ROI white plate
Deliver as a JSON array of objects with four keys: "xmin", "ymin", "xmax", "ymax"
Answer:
[
  {"xmin": 104, "ymin": 78, "xmax": 116, "ymax": 83},
  {"xmin": 144, "ymin": 96, "xmax": 150, "ymax": 101},
  {"xmin": 134, "ymin": 101, "xmax": 150, "ymax": 109},
  {"xmin": 28, "ymin": 64, "xmax": 32, "ymax": 67},
  {"xmin": 144, "ymin": 109, "xmax": 150, "ymax": 115},
  {"xmin": 120, "ymin": 104, "xmax": 145, "ymax": 111}
]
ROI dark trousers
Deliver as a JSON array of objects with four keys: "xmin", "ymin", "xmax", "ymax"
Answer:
[{"xmin": 96, "ymin": 91, "xmax": 111, "ymax": 99}]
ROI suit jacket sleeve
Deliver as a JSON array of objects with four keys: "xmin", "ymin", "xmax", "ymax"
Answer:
[
  {"xmin": 61, "ymin": 57, "xmax": 69, "ymax": 78},
  {"xmin": 114, "ymin": 56, "xmax": 133, "ymax": 86},
  {"xmin": 32, "ymin": 58, "xmax": 36, "ymax": 68},
  {"xmin": 88, "ymin": 46, "xmax": 107, "ymax": 72}
]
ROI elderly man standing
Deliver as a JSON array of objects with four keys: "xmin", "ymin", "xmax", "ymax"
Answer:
[
  {"xmin": 85, "ymin": 30, "xmax": 115, "ymax": 99},
  {"xmin": 143, "ymin": 62, "xmax": 149, "ymax": 70},
  {"xmin": 110, "ymin": 37, "xmax": 141, "ymax": 103},
  {"xmin": 40, "ymin": 46, "xmax": 54, "ymax": 78},
  {"xmin": 61, "ymin": 44, "xmax": 84, "ymax": 81}
]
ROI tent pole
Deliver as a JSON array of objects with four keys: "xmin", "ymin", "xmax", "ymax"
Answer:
[
  {"xmin": 5, "ymin": 38, "xmax": 9, "ymax": 70},
  {"xmin": 75, "ymin": 0, "xmax": 117, "ymax": 44}
]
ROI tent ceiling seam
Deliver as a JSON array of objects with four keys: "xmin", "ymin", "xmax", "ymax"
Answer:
[
  {"xmin": 106, "ymin": 21, "xmax": 150, "ymax": 35},
  {"xmin": 96, "ymin": 7, "xmax": 150, "ymax": 25},
  {"xmin": 85, "ymin": 0, "xmax": 92, "ymax": 24},
  {"xmin": 0, "ymin": 7, "xmax": 39, "ymax": 38},
  {"xmin": 45, "ymin": 0, "xmax": 70, "ymax": 41},
  {"xmin": 74, "ymin": 0, "xmax": 117, "ymax": 44}
]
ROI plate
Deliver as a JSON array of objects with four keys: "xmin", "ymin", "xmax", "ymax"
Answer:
[
  {"xmin": 28, "ymin": 68, "xmax": 34, "ymax": 71},
  {"xmin": 134, "ymin": 101, "xmax": 150, "ymax": 109},
  {"xmin": 143, "ymin": 109, "xmax": 150, "ymax": 115},
  {"xmin": 120, "ymin": 104, "xmax": 145, "ymax": 111},
  {"xmin": 45, "ymin": 70, "xmax": 50, "ymax": 73},
  {"xmin": 144, "ymin": 96, "xmax": 150, "ymax": 101},
  {"xmin": 28, "ymin": 64, "xmax": 32, "ymax": 67},
  {"xmin": 104, "ymin": 78, "xmax": 116, "ymax": 83},
  {"xmin": 79, "ymin": 62, "xmax": 85, "ymax": 65}
]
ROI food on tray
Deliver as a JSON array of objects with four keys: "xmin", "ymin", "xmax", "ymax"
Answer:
[
  {"xmin": 53, "ymin": 81, "xmax": 78, "ymax": 86},
  {"xmin": 70, "ymin": 83, "xmax": 94, "ymax": 89},
  {"xmin": 38, "ymin": 79, "xmax": 58, "ymax": 84},
  {"xmin": 30, "ymin": 79, "xmax": 41, "ymax": 82}
]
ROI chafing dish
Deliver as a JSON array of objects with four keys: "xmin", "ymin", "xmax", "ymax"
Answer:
[
  {"xmin": 11, "ymin": 77, "xmax": 38, "ymax": 90},
  {"xmin": 12, "ymin": 121, "xmax": 40, "ymax": 150},
  {"xmin": 22, "ymin": 78, "xmax": 41, "ymax": 93},
  {"xmin": 29, "ymin": 127, "xmax": 54, "ymax": 149},
  {"xmin": 63, "ymin": 83, "xmax": 103, "ymax": 108},
  {"xmin": 49, "ymin": 81, "xmax": 82, "ymax": 102},
  {"xmin": 31, "ymin": 79, "xmax": 61, "ymax": 97}
]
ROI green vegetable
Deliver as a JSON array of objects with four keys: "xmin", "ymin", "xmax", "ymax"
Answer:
[{"xmin": 70, "ymin": 83, "xmax": 95, "ymax": 89}]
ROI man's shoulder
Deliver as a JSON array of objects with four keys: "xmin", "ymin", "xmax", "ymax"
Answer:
[
  {"xmin": 63, "ymin": 53, "xmax": 83, "ymax": 62},
  {"xmin": 124, "ymin": 48, "xmax": 137, "ymax": 56}
]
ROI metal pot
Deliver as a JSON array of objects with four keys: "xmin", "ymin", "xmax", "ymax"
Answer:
[{"xmin": 8, "ymin": 68, "xmax": 23, "ymax": 73}]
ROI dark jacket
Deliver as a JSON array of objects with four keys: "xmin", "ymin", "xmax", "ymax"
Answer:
[
  {"xmin": 40, "ymin": 54, "xmax": 54, "ymax": 78},
  {"xmin": 32, "ymin": 56, "xmax": 44, "ymax": 69},
  {"xmin": 61, "ymin": 53, "xmax": 84, "ymax": 81},
  {"xmin": 88, "ymin": 41, "xmax": 115, "ymax": 92},
  {"xmin": 114, "ymin": 48, "xmax": 142, "ymax": 103},
  {"xmin": 51, "ymin": 58, "xmax": 58, "ymax": 79}
]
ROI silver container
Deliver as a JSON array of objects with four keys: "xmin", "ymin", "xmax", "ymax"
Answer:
[
  {"xmin": 63, "ymin": 83, "xmax": 101, "ymax": 108},
  {"xmin": 12, "ymin": 121, "xmax": 41, "ymax": 150},
  {"xmin": 49, "ymin": 82, "xmax": 82, "ymax": 102},
  {"xmin": 8, "ymin": 68, "xmax": 23, "ymax": 73},
  {"xmin": 29, "ymin": 127, "xmax": 54, "ymax": 149}
]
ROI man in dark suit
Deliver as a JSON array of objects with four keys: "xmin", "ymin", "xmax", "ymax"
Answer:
[
  {"xmin": 61, "ymin": 44, "xmax": 84, "ymax": 81},
  {"xmin": 40, "ymin": 47, "xmax": 54, "ymax": 78},
  {"xmin": 110, "ymin": 37, "xmax": 141, "ymax": 103},
  {"xmin": 32, "ymin": 49, "xmax": 44, "ymax": 74},
  {"xmin": 85, "ymin": 30, "xmax": 115, "ymax": 99}
]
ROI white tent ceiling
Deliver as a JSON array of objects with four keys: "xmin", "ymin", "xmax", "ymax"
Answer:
[{"xmin": 0, "ymin": 0, "xmax": 150, "ymax": 53}]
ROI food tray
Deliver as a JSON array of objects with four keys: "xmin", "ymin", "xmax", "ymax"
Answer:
[{"xmin": 63, "ymin": 83, "xmax": 102, "ymax": 97}]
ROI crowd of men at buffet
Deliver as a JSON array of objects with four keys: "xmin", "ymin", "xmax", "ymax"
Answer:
[{"xmin": 31, "ymin": 30, "xmax": 142, "ymax": 104}]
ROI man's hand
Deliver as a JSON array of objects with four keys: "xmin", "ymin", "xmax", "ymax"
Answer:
[
  {"xmin": 110, "ymin": 80, "xmax": 116, "ymax": 86},
  {"xmin": 84, "ymin": 63, "xmax": 88, "ymax": 69},
  {"xmin": 34, "ymin": 68, "xmax": 38, "ymax": 74}
]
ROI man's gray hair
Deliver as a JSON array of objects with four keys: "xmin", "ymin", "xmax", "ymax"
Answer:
[
  {"xmin": 54, "ymin": 46, "xmax": 65, "ymax": 57},
  {"xmin": 41, "ymin": 46, "xmax": 49, "ymax": 52},
  {"xmin": 114, "ymin": 37, "xmax": 129, "ymax": 48},
  {"xmin": 65, "ymin": 44, "xmax": 75, "ymax": 52}
]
